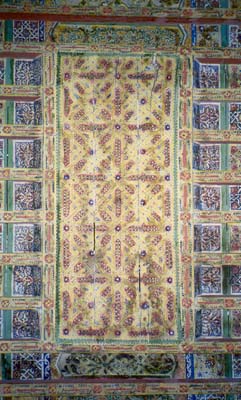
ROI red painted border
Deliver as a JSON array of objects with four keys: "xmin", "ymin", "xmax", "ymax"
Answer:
[{"xmin": 0, "ymin": 12, "xmax": 240, "ymax": 24}]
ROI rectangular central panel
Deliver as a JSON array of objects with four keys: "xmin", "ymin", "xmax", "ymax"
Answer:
[{"xmin": 56, "ymin": 53, "xmax": 180, "ymax": 343}]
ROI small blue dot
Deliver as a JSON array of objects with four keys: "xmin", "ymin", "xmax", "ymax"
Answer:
[{"xmin": 141, "ymin": 302, "xmax": 149, "ymax": 309}]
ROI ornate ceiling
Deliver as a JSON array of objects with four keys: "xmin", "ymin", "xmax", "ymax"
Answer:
[{"xmin": 0, "ymin": 0, "xmax": 240, "ymax": 398}]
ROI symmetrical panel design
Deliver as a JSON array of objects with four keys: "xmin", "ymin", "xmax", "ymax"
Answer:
[{"xmin": 56, "ymin": 53, "xmax": 180, "ymax": 343}]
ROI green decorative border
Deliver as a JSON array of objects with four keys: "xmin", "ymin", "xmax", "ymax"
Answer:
[{"xmin": 56, "ymin": 51, "xmax": 181, "ymax": 345}]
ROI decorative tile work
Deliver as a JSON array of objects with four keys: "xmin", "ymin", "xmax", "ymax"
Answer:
[
  {"xmin": 195, "ymin": 265, "xmax": 222, "ymax": 295},
  {"xmin": 51, "ymin": 23, "xmax": 186, "ymax": 48},
  {"xmin": 192, "ymin": 25, "xmax": 220, "ymax": 47},
  {"xmin": 230, "ymin": 186, "xmax": 241, "ymax": 210},
  {"xmin": 229, "ymin": 103, "xmax": 241, "ymax": 130},
  {"xmin": 230, "ymin": 145, "xmax": 241, "ymax": 170},
  {"xmin": 14, "ymin": 58, "xmax": 42, "ymax": 86},
  {"xmin": 15, "ymin": 101, "xmax": 35, "ymax": 125},
  {"xmin": 195, "ymin": 309, "xmax": 222, "ymax": 338},
  {"xmin": 191, "ymin": 0, "xmax": 221, "ymax": 7},
  {"xmin": 57, "ymin": 353, "xmax": 177, "ymax": 377},
  {"xmin": 193, "ymin": 61, "xmax": 219, "ymax": 88},
  {"xmin": 13, "ymin": 265, "xmax": 42, "ymax": 296},
  {"xmin": 13, "ymin": 139, "xmax": 41, "ymax": 168},
  {"xmin": 13, "ymin": 20, "xmax": 45, "ymax": 43},
  {"xmin": 230, "ymin": 225, "xmax": 241, "ymax": 252},
  {"xmin": 229, "ymin": 25, "xmax": 241, "ymax": 48},
  {"xmin": 193, "ymin": 103, "xmax": 220, "ymax": 130},
  {"xmin": 231, "ymin": 310, "xmax": 241, "ymax": 337},
  {"xmin": 0, "ymin": 59, "xmax": 4, "ymax": 85},
  {"xmin": 230, "ymin": 266, "xmax": 241, "ymax": 294},
  {"xmin": 12, "ymin": 310, "xmax": 40, "ymax": 339},
  {"xmin": 13, "ymin": 224, "xmax": 41, "ymax": 252},
  {"xmin": 15, "ymin": 100, "xmax": 42, "ymax": 125},
  {"xmin": 193, "ymin": 144, "xmax": 220, "ymax": 170},
  {"xmin": 194, "ymin": 185, "xmax": 221, "ymax": 210},
  {"xmin": 194, "ymin": 224, "xmax": 221, "ymax": 252},
  {"xmin": 229, "ymin": 64, "xmax": 241, "ymax": 88},
  {"xmin": 186, "ymin": 354, "xmax": 225, "ymax": 379},
  {"xmin": 12, "ymin": 353, "xmax": 50, "ymax": 380},
  {"xmin": 14, "ymin": 182, "xmax": 42, "ymax": 210},
  {"xmin": 232, "ymin": 354, "xmax": 241, "ymax": 378},
  {"xmin": 34, "ymin": 99, "xmax": 42, "ymax": 125}
]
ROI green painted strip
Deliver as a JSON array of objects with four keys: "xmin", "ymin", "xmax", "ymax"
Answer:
[
  {"xmin": 221, "ymin": 143, "xmax": 228, "ymax": 170},
  {"xmin": 8, "ymin": 181, "xmax": 13, "ymax": 211},
  {"xmin": 3, "ymin": 310, "xmax": 12, "ymax": 340},
  {"xmin": 1, "ymin": 353, "xmax": 12, "ymax": 380},
  {"xmin": 222, "ymin": 185, "xmax": 229, "ymax": 211},
  {"xmin": 8, "ymin": 138, "xmax": 13, "ymax": 168},
  {"xmin": 5, "ymin": 59, "xmax": 13, "ymax": 85},
  {"xmin": 222, "ymin": 265, "xmax": 230, "ymax": 295},
  {"xmin": 223, "ymin": 309, "xmax": 229, "ymax": 338},
  {"xmin": 220, "ymin": 0, "xmax": 229, "ymax": 6},
  {"xmin": 3, "ymin": 139, "xmax": 8, "ymax": 168},
  {"xmin": 222, "ymin": 223, "xmax": 229, "ymax": 253},
  {"xmin": 2, "ymin": 223, "xmax": 7, "ymax": 253},
  {"xmin": 3, "ymin": 265, "xmax": 12, "ymax": 297},
  {"xmin": 225, "ymin": 353, "xmax": 233, "ymax": 377},
  {"xmin": 7, "ymin": 223, "xmax": 13, "ymax": 253},
  {"xmin": 4, "ymin": 21, "xmax": 13, "ymax": 43},
  {"xmin": 220, "ymin": 64, "xmax": 226, "ymax": 89},
  {"xmin": 221, "ymin": 25, "xmax": 229, "ymax": 48},
  {"xmin": 6, "ymin": 101, "xmax": 14, "ymax": 125},
  {"xmin": 220, "ymin": 102, "xmax": 228, "ymax": 130},
  {"xmin": 4, "ymin": 181, "xmax": 8, "ymax": 211}
]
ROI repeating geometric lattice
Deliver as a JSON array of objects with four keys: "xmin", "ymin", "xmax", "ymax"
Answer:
[
  {"xmin": 195, "ymin": 265, "xmax": 222, "ymax": 295},
  {"xmin": 194, "ymin": 224, "xmax": 221, "ymax": 252},
  {"xmin": 193, "ymin": 103, "xmax": 220, "ymax": 130},
  {"xmin": 195, "ymin": 309, "xmax": 222, "ymax": 338},
  {"xmin": 230, "ymin": 103, "xmax": 241, "ymax": 130},
  {"xmin": 13, "ymin": 20, "xmax": 45, "ymax": 43},
  {"xmin": 12, "ymin": 310, "xmax": 40, "ymax": 339},
  {"xmin": 229, "ymin": 25, "xmax": 241, "ymax": 48},
  {"xmin": 14, "ymin": 182, "xmax": 42, "ymax": 211},
  {"xmin": 193, "ymin": 185, "xmax": 221, "ymax": 210},
  {"xmin": 13, "ymin": 224, "xmax": 41, "ymax": 253},
  {"xmin": 14, "ymin": 58, "xmax": 42, "ymax": 86},
  {"xmin": 12, "ymin": 353, "xmax": 50, "ymax": 380},
  {"xmin": 13, "ymin": 266, "xmax": 42, "ymax": 296},
  {"xmin": 13, "ymin": 140, "xmax": 41, "ymax": 169},
  {"xmin": 57, "ymin": 53, "xmax": 180, "ymax": 342}
]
